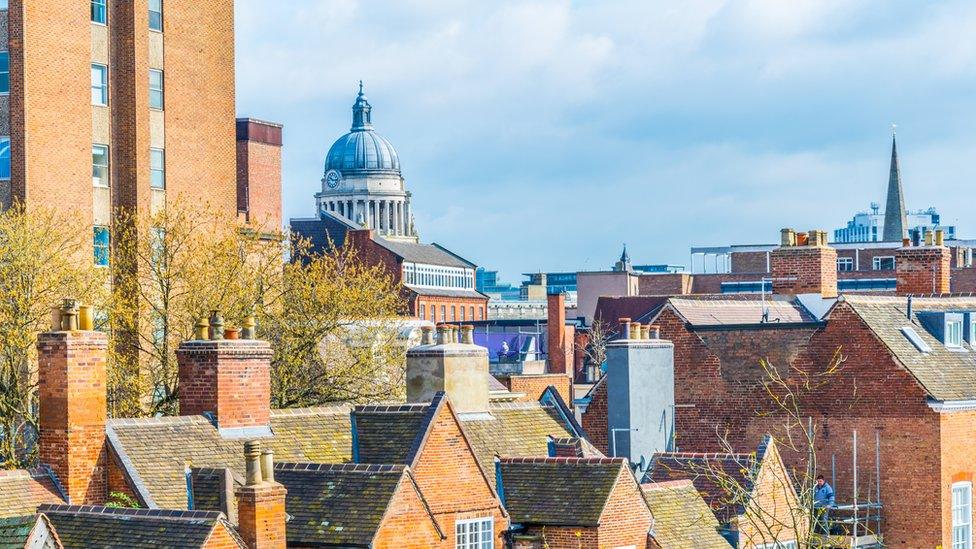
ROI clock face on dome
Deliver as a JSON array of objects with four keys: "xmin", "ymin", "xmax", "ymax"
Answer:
[{"xmin": 325, "ymin": 170, "xmax": 342, "ymax": 189}]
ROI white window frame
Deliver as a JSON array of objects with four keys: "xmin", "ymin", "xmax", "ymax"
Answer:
[
  {"xmin": 149, "ymin": 69, "xmax": 164, "ymax": 110},
  {"xmin": 92, "ymin": 144, "xmax": 109, "ymax": 187},
  {"xmin": 836, "ymin": 257, "xmax": 854, "ymax": 272},
  {"xmin": 455, "ymin": 517, "xmax": 493, "ymax": 549},
  {"xmin": 91, "ymin": 0, "xmax": 107, "ymax": 25},
  {"xmin": 872, "ymin": 256, "xmax": 895, "ymax": 271},
  {"xmin": 91, "ymin": 64, "xmax": 108, "ymax": 106},
  {"xmin": 150, "ymin": 148, "xmax": 165, "ymax": 189},
  {"xmin": 148, "ymin": 0, "xmax": 163, "ymax": 31},
  {"xmin": 947, "ymin": 320, "xmax": 964, "ymax": 348},
  {"xmin": 0, "ymin": 51, "xmax": 9, "ymax": 95},
  {"xmin": 954, "ymin": 481, "xmax": 973, "ymax": 549}
]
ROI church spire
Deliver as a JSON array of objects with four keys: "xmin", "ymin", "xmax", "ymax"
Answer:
[
  {"xmin": 351, "ymin": 80, "xmax": 373, "ymax": 131},
  {"xmin": 882, "ymin": 128, "xmax": 908, "ymax": 242}
]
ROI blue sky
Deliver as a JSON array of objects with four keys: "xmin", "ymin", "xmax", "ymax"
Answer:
[{"xmin": 235, "ymin": 0, "xmax": 976, "ymax": 282}]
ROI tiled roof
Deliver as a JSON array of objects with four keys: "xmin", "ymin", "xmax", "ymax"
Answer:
[
  {"xmin": 668, "ymin": 295, "xmax": 816, "ymax": 326},
  {"xmin": 641, "ymin": 480, "xmax": 730, "ymax": 548},
  {"xmin": 352, "ymin": 404, "xmax": 430, "ymax": 463},
  {"xmin": 188, "ymin": 468, "xmax": 237, "ymax": 517},
  {"xmin": 107, "ymin": 405, "xmax": 352, "ymax": 509},
  {"xmin": 274, "ymin": 462, "xmax": 440, "ymax": 547},
  {"xmin": 0, "ymin": 469, "xmax": 64, "ymax": 518},
  {"xmin": 0, "ymin": 514, "xmax": 59, "ymax": 548},
  {"xmin": 841, "ymin": 295, "xmax": 976, "ymax": 400},
  {"xmin": 373, "ymin": 239, "xmax": 474, "ymax": 268},
  {"xmin": 594, "ymin": 296, "xmax": 670, "ymax": 332},
  {"xmin": 290, "ymin": 213, "xmax": 356, "ymax": 254},
  {"xmin": 498, "ymin": 457, "xmax": 627, "ymax": 526},
  {"xmin": 462, "ymin": 402, "xmax": 600, "ymax": 490},
  {"xmin": 39, "ymin": 505, "xmax": 243, "ymax": 548},
  {"xmin": 644, "ymin": 451, "xmax": 759, "ymax": 524}
]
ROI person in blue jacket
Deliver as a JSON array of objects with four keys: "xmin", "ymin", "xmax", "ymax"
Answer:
[{"xmin": 813, "ymin": 474, "xmax": 835, "ymax": 534}]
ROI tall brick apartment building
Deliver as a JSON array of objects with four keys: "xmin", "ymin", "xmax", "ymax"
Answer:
[
  {"xmin": 1, "ymin": 1, "xmax": 281, "ymax": 265},
  {"xmin": 586, "ymin": 228, "xmax": 976, "ymax": 547}
]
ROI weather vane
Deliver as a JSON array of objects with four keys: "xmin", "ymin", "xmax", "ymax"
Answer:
[{"xmin": 891, "ymin": 123, "xmax": 897, "ymax": 135}]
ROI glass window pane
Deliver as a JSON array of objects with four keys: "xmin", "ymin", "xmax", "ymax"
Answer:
[
  {"xmin": 0, "ymin": 52, "xmax": 8, "ymax": 94},
  {"xmin": 0, "ymin": 137, "xmax": 10, "ymax": 180},
  {"xmin": 149, "ymin": 70, "xmax": 163, "ymax": 109},
  {"xmin": 149, "ymin": 0, "xmax": 163, "ymax": 31},
  {"xmin": 150, "ymin": 148, "xmax": 165, "ymax": 189},
  {"xmin": 93, "ymin": 226, "xmax": 110, "ymax": 267},
  {"xmin": 91, "ymin": 0, "xmax": 107, "ymax": 24},
  {"xmin": 91, "ymin": 65, "xmax": 107, "ymax": 106},
  {"xmin": 92, "ymin": 145, "xmax": 109, "ymax": 187}
]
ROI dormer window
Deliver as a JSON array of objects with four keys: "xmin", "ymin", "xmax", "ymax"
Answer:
[{"xmin": 946, "ymin": 319, "xmax": 964, "ymax": 348}]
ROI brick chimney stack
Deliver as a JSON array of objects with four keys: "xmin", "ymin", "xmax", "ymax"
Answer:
[
  {"xmin": 896, "ymin": 229, "xmax": 950, "ymax": 295},
  {"xmin": 770, "ymin": 228, "xmax": 838, "ymax": 298},
  {"xmin": 177, "ymin": 324, "xmax": 273, "ymax": 437},
  {"xmin": 38, "ymin": 303, "xmax": 108, "ymax": 505},
  {"xmin": 237, "ymin": 440, "xmax": 287, "ymax": 549},
  {"xmin": 406, "ymin": 325, "xmax": 489, "ymax": 415},
  {"xmin": 546, "ymin": 291, "xmax": 573, "ymax": 374}
]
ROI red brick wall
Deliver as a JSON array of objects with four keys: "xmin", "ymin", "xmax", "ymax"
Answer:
[
  {"xmin": 690, "ymin": 272, "xmax": 771, "ymax": 294},
  {"xmin": 596, "ymin": 469, "xmax": 652, "ymax": 548},
  {"xmin": 176, "ymin": 340, "xmax": 273, "ymax": 430},
  {"xmin": 237, "ymin": 483, "xmax": 287, "ymax": 549},
  {"xmin": 415, "ymin": 296, "xmax": 488, "ymax": 323},
  {"xmin": 952, "ymin": 267, "xmax": 976, "ymax": 292},
  {"xmin": 236, "ymin": 119, "xmax": 282, "ymax": 232},
  {"xmin": 895, "ymin": 245, "xmax": 950, "ymax": 294},
  {"xmin": 38, "ymin": 331, "xmax": 108, "ymax": 505},
  {"xmin": 940, "ymin": 412, "xmax": 976, "ymax": 548},
  {"xmin": 204, "ymin": 523, "xmax": 246, "ymax": 549},
  {"xmin": 547, "ymin": 293, "xmax": 568, "ymax": 374},
  {"xmin": 770, "ymin": 245, "xmax": 838, "ymax": 297},
  {"xmin": 523, "ymin": 526, "xmax": 598, "ymax": 548},
  {"xmin": 731, "ymin": 251, "xmax": 769, "ymax": 274},
  {"xmin": 637, "ymin": 273, "xmax": 693, "ymax": 295},
  {"xmin": 581, "ymin": 379, "xmax": 608, "ymax": 455},
  {"xmin": 410, "ymin": 403, "xmax": 507, "ymax": 548},
  {"xmin": 503, "ymin": 374, "xmax": 573, "ymax": 407},
  {"xmin": 107, "ymin": 456, "xmax": 139, "ymax": 503},
  {"xmin": 654, "ymin": 302, "xmax": 945, "ymax": 547},
  {"xmin": 372, "ymin": 475, "xmax": 444, "ymax": 548}
]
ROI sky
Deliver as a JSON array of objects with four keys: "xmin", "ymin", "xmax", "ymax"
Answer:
[{"xmin": 235, "ymin": 0, "xmax": 976, "ymax": 282}]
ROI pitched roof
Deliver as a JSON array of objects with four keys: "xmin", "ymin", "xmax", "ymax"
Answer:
[
  {"xmin": 373, "ymin": 238, "xmax": 474, "ymax": 268},
  {"xmin": 405, "ymin": 286, "xmax": 487, "ymax": 299},
  {"xmin": 352, "ymin": 404, "xmax": 430, "ymax": 463},
  {"xmin": 641, "ymin": 480, "xmax": 729, "ymax": 549},
  {"xmin": 0, "ymin": 469, "xmax": 64, "ymax": 518},
  {"xmin": 0, "ymin": 514, "xmax": 60, "ymax": 549},
  {"xmin": 594, "ymin": 295, "xmax": 670, "ymax": 332},
  {"xmin": 840, "ymin": 294, "xmax": 976, "ymax": 401},
  {"xmin": 290, "ymin": 214, "xmax": 356, "ymax": 254},
  {"xmin": 38, "ymin": 505, "xmax": 243, "ymax": 548},
  {"xmin": 107, "ymin": 405, "xmax": 352, "ymax": 509},
  {"xmin": 274, "ymin": 462, "xmax": 440, "ymax": 547},
  {"xmin": 644, "ymin": 450, "xmax": 759, "ymax": 524},
  {"xmin": 498, "ymin": 457, "xmax": 628, "ymax": 527},
  {"xmin": 667, "ymin": 295, "xmax": 816, "ymax": 327}
]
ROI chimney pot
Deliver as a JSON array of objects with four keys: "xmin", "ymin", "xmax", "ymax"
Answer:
[
  {"xmin": 421, "ymin": 325, "xmax": 434, "ymax": 345},
  {"xmin": 260, "ymin": 448, "xmax": 275, "ymax": 484},
  {"xmin": 629, "ymin": 322, "xmax": 640, "ymax": 340},
  {"xmin": 780, "ymin": 228, "xmax": 796, "ymax": 247},
  {"xmin": 60, "ymin": 299, "xmax": 79, "ymax": 331},
  {"xmin": 936, "ymin": 229, "xmax": 945, "ymax": 246},
  {"xmin": 244, "ymin": 441, "xmax": 262, "ymax": 486},
  {"xmin": 648, "ymin": 325, "xmax": 660, "ymax": 340},
  {"xmin": 639, "ymin": 324, "xmax": 650, "ymax": 340},
  {"xmin": 461, "ymin": 325, "xmax": 474, "ymax": 344},
  {"xmin": 209, "ymin": 311, "xmax": 224, "ymax": 340},
  {"xmin": 903, "ymin": 237, "xmax": 911, "ymax": 247},
  {"xmin": 242, "ymin": 315, "xmax": 257, "ymax": 339},
  {"xmin": 924, "ymin": 230, "xmax": 934, "ymax": 246},
  {"xmin": 78, "ymin": 305, "xmax": 94, "ymax": 331}
]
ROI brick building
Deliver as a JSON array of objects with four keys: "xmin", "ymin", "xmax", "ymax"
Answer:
[
  {"xmin": 582, "ymin": 232, "xmax": 976, "ymax": 547},
  {"xmin": 498, "ymin": 457, "xmax": 653, "ymax": 548},
  {"xmin": 0, "ymin": 1, "xmax": 280, "ymax": 264}
]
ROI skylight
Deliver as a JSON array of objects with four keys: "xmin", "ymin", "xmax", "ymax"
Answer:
[{"xmin": 901, "ymin": 326, "xmax": 933, "ymax": 353}]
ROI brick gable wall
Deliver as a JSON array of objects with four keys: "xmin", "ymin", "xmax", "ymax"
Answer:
[
  {"xmin": 655, "ymin": 302, "xmax": 945, "ymax": 547},
  {"xmin": 203, "ymin": 522, "xmax": 245, "ymax": 549},
  {"xmin": 410, "ymin": 404, "xmax": 507, "ymax": 548},
  {"xmin": 596, "ymin": 468, "xmax": 652, "ymax": 548},
  {"xmin": 940, "ymin": 411, "xmax": 976, "ymax": 547},
  {"xmin": 736, "ymin": 443, "xmax": 806, "ymax": 547},
  {"xmin": 503, "ymin": 374, "xmax": 573, "ymax": 408},
  {"xmin": 581, "ymin": 379, "xmax": 608, "ymax": 455},
  {"xmin": 372, "ymin": 475, "xmax": 444, "ymax": 548}
]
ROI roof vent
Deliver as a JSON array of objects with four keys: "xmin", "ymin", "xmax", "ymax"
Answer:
[{"xmin": 901, "ymin": 326, "xmax": 932, "ymax": 353}]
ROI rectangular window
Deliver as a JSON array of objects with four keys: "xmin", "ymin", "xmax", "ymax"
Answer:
[
  {"xmin": 954, "ymin": 482, "xmax": 972, "ymax": 549},
  {"xmin": 149, "ymin": 69, "xmax": 164, "ymax": 110},
  {"xmin": 93, "ymin": 226, "xmax": 110, "ymax": 267},
  {"xmin": 419, "ymin": 304, "xmax": 426, "ymax": 320},
  {"xmin": 872, "ymin": 256, "xmax": 895, "ymax": 271},
  {"xmin": 91, "ymin": 0, "xmax": 107, "ymax": 24},
  {"xmin": 150, "ymin": 148, "xmax": 165, "ymax": 189},
  {"xmin": 836, "ymin": 257, "xmax": 854, "ymax": 272},
  {"xmin": 470, "ymin": 306, "xmax": 475, "ymax": 320},
  {"xmin": 148, "ymin": 0, "xmax": 163, "ymax": 31},
  {"xmin": 451, "ymin": 306, "xmax": 456, "ymax": 321},
  {"xmin": 92, "ymin": 145, "xmax": 109, "ymax": 187},
  {"xmin": 0, "ymin": 52, "xmax": 9, "ymax": 94},
  {"xmin": 0, "ymin": 137, "xmax": 9, "ymax": 180},
  {"xmin": 947, "ymin": 320, "xmax": 964, "ymax": 348},
  {"xmin": 460, "ymin": 306, "xmax": 466, "ymax": 321},
  {"xmin": 91, "ymin": 64, "xmax": 108, "ymax": 106},
  {"xmin": 478, "ymin": 307, "xmax": 484, "ymax": 320},
  {"xmin": 455, "ymin": 517, "xmax": 493, "ymax": 549},
  {"xmin": 440, "ymin": 305, "xmax": 446, "ymax": 321}
]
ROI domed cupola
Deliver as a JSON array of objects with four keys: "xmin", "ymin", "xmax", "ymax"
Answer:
[{"xmin": 324, "ymin": 82, "xmax": 401, "ymax": 176}]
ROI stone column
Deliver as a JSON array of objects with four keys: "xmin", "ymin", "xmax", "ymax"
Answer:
[{"xmin": 397, "ymin": 201, "xmax": 403, "ymax": 235}]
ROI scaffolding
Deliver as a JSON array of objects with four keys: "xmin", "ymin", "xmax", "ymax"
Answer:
[{"xmin": 812, "ymin": 429, "xmax": 885, "ymax": 549}]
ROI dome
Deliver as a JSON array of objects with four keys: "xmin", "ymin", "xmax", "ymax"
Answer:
[{"xmin": 324, "ymin": 83, "xmax": 401, "ymax": 176}]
